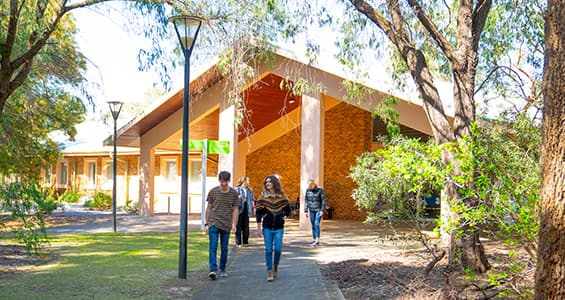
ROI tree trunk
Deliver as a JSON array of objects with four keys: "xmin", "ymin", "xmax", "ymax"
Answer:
[
  {"xmin": 441, "ymin": 149, "xmax": 490, "ymax": 273},
  {"xmin": 534, "ymin": 0, "xmax": 565, "ymax": 298}
]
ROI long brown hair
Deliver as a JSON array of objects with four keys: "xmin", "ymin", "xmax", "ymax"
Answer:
[{"xmin": 263, "ymin": 175, "xmax": 284, "ymax": 195}]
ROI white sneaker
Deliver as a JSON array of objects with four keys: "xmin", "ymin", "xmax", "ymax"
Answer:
[{"xmin": 220, "ymin": 271, "xmax": 228, "ymax": 278}]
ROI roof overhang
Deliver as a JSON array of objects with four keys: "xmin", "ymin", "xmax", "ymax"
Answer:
[{"xmin": 107, "ymin": 46, "xmax": 452, "ymax": 148}]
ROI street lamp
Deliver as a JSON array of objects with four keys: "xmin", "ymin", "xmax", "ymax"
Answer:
[
  {"xmin": 169, "ymin": 15, "xmax": 202, "ymax": 279},
  {"xmin": 107, "ymin": 100, "xmax": 124, "ymax": 233}
]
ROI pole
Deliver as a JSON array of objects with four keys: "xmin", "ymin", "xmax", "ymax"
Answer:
[
  {"xmin": 178, "ymin": 51, "xmax": 190, "ymax": 279},
  {"xmin": 201, "ymin": 139, "xmax": 207, "ymax": 230},
  {"xmin": 112, "ymin": 118, "xmax": 117, "ymax": 233}
]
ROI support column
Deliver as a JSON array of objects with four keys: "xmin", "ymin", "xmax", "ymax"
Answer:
[
  {"xmin": 300, "ymin": 94, "xmax": 324, "ymax": 230},
  {"xmin": 139, "ymin": 142, "xmax": 155, "ymax": 216},
  {"xmin": 218, "ymin": 102, "xmax": 237, "ymax": 180}
]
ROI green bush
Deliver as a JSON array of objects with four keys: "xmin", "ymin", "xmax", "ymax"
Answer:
[
  {"xmin": 83, "ymin": 192, "xmax": 112, "ymax": 211},
  {"xmin": 124, "ymin": 199, "xmax": 139, "ymax": 213},
  {"xmin": 58, "ymin": 189, "xmax": 80, "ymax": 203},
  {"xmin": 35, "ymin": 194, "xmax": 60, "ymax": 214},
  {"xmin": 0, "ymin": 180, "xmax": 47, "ymax": 253}
]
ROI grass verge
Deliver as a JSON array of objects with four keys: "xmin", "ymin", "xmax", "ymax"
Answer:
[{"xmin": 0, "ymin": 232, "xmax": 208, "ymax": 299}]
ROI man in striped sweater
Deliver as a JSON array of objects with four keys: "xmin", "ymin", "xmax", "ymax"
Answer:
[{"xmin": 205, "ymin": 171, "xmax": 240, "ymax": 280}]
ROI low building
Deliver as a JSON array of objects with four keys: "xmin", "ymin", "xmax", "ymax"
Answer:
[{"xmin": 50, "ymin": 48, "xmax": 439, "ymax": 225}]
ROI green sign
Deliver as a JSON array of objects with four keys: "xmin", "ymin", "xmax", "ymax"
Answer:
[
  {"xmin": 207, "ymin": 140, "xmax": 230, "ymax": 154},
  {"xmin": 181, "ymin": 139, "xmax": 230, "ymax": 154},
  {"xmin": 188, "ymin": 140, "xmax": 203, "ymax": 150}
]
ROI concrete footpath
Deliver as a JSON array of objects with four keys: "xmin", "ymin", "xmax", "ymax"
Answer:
[
  {"xmin": 192, "ymin": 228, "xmax": 344, "ymax": 300},
  {"xmin": 43, "ymin": 205, "xmax": 345, "ymax": 299}
]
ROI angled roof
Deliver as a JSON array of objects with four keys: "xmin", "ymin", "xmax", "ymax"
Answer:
[
  {"xmin": 55, "ymin": 121, "xmax": 139, "ymax": 156},
  {"xmin": 107, "ymin": 46, "xmax": 454, "ymax": 148}
]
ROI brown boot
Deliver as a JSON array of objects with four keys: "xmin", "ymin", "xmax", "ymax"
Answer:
[
  {"xmin": 267, "ymin": 270, "xmax": 274, "ymax": 282},
  {"xmin": 273, "ymin": 264, "xmax": 278, "ymax": 278}
]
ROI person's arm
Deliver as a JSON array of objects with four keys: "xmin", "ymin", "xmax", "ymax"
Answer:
[
  {"xmin": 232, "ymin": 191, "xmax": 240, "ymax": 232},
  {"xmin": 304, "ymin": 190, "xmax": 309, "ymax": 217},
  {"xmin": 283, "ymin": 200, "xmax": 291, "ymax": 218},
  {"xmin": 251, "ymin": 190, "xmax": 256, "ymax": 216},
  {"xmin": 256, "ymin": 206, "xmax": 263, "ymax": 238},
  {"xmin": 232, "ymin": 206, "xmax": 239, "ymax": 232},
  {"xmin": 320, "ymin": 188, "xmax": 327, "ymax": 216},
  {"xmin": 205, "ymin": 201, "xmax": 211, "ymax": 234}
]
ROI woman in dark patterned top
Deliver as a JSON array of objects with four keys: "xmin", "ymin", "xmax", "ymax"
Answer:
[{"xmin": 255, "ymin": 175, "xmax": 291, "ymax": 282}]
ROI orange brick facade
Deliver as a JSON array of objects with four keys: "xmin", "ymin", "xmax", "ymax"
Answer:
[
  {"xmin": 324, "ymin": 102, "xmax": 372, "ymax": 220},
  {"xmin": 245, "ymin": 130, "xmax": 302, "ymax": 205},
  {"xmin": 245, "ymin": 102, "xmax": 373, "ymax": 219}
]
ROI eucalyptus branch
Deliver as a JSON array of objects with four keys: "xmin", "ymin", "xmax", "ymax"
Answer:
[
  {"xmin": 474, "ymin": 65, "xmax": 525, "ymax": 96},
  {"xmin": 407, "ymin": 0, "xmax": 456, "ymax": 61},
  {"xmin": 348, "ymin": 0, "xmax": 397, "ymax": 44},
  {"xmin": 471, "ymin": 0, "xmax": 493, "ymax": 51},
  {"xmin": 63, "ymin": 0, "xmax": 117, "ymax": 11},
  {"xmin": 10, "ymin": 11, "xmax": 66, "ymax": 71},
  {"xmin": 440, "ymin": 0, "xmax": 453, "ymax": 32},
  {"xmin": 2, "ymin": 0, "xmax": 22, "ymax": 68}
]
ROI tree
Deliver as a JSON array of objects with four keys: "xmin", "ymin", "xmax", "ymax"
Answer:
[
  {"xmin": 0, "ymin": 1, "xmax": 94, "ymax": 175},
  {"xmin": 339, "ymin": 0, "xmax": 490, "ymax": 273},
  {"xmin": 534, "ymin": 0, "xmax": 565, "ymax": 297},
  {"xmin": 314, "ymin": 0, "xmax": 545, "ymax": 273}
]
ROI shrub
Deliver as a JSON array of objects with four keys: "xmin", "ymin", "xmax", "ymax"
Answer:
[
  {"xmin": 83, "ymin": 192, "xmax": 112, "ymax": 211},
  {"xmin": 124, "ymin": 199, "xmax": 139, "ymax": 213},
  {"xmin": 35, "ymin": 194, "xmax": 60, "ymax": 214},
  {"xmin": 0, "ymin": 180, "xmax": 47, "ymax": 253},
  {"xmin": 58, "ymin": 189, "xmax": 80, "ymax": 203}
]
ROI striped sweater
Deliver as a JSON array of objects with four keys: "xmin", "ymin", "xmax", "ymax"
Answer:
[{"xmin": 255, "ymin": 192, "xmax": 291, "ymax": 230}]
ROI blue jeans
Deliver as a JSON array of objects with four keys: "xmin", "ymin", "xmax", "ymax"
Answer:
[
  {"xmin": 309, "ymin": 210, "xmax": 322, "ymax": 239},
  {"xmin": 208, "ymin": 226, "xmax": 230, "ymax": 272},
  {"xmin": 262, "ymin": 228, "xmax": 284, "ymax": 271}
]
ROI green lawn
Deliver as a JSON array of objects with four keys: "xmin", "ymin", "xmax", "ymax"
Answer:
[{"xmin": 0, "ymin": 232, "xmax": 209, "ymax": 299}]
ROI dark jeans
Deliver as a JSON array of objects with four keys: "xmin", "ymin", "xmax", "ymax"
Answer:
[
  {"xmin": 235, "ymin": 213, "xmax": 250, "ymax": 245},
  {"xmin": 208, "ymin": 225, "xmax": 230, "ymax": 272}
]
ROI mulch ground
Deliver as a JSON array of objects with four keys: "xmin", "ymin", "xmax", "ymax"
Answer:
[
  {"xmin": 320, "ymin": 240, "xmax": 535, "ymax": 300},
  {"xmin": 0, "ymin": 214, "xmax": 95, "ymax": 274}
]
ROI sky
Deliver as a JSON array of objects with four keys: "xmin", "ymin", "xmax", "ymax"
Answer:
[
  {"xmin": 70, "ymin": 2, "xmax": 469, "ymax": 126},
  {"xmin": 73, "ymin": 5, "xmax": 177, "ymax": 121}
]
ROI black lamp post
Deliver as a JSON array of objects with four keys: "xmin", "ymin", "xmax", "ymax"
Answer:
[
  {"xmin": 169, "ymin": 15, "xmax": 202, "ymax": 279},
  {"xmin": 107, "ymin": 100, "xmax": 124, "ymax": 233}
]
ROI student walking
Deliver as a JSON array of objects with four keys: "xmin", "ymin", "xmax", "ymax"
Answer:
[
  {"xmin": 256, "ymin": 175, "xmax": 291, "ymax": 282},
  {"xmin": 205, "ymin": 171, "xmax": 240, "ymax": 280},
  {"xmin": 235, "ymin": 176, "xmax": 255, "ymax": 247},
  {"xmin": 304, "ymin": 179, "xmax": 326, "ymax": 247}
]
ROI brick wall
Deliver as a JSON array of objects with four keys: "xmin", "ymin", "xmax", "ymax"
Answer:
[
  {"xmin": 244, "ymin": 102, "xmax": 372, "ymax": 220},
  {"xmin": 324, "ymin": 102, "xmax": 372, "ymax": 220},
  {"xmin": 245, "ymin": 130, "xmax": 302, "ymax": 203}
]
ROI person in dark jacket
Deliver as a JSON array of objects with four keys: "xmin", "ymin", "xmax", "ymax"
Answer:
[
  {"xmin": 235, "ymin": 176, "xmax": 255, "ymax": 247},
  {"xmin": 256, "ymin": 175, "xmax": 291, "ymax": 282},
  {"xmin": 304, "ymin": 179, "xmax": 326, "ymax": 247}
]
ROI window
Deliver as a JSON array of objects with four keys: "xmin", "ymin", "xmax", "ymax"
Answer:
[
  {"xmin": 59, "ymin": 162, "xmax": 68, "ymax": 185},
  {"xmin": 189, "ymin": 160, "xmax": 202, "ymax": 191},
  {"xmin": 102, "ymin": 159, "xmax": 114, "ymax": 190},
  {"xmin": 160, "ymin": 157, "xmax": 178, "ymax": 192},
  {"xmin": 86, "ymin": 161, "xmax": 96, "ymax": 187},
  {"xmin": 164, "ymin": 160, "xmax": 177, "ymax": 186},
  {"xmin": 106, "ymin": 161, "xmax": 113, "ymax": 181}
]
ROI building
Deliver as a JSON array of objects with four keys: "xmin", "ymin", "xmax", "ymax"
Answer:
[{"xmin": 51, "ymin": 48, "xmax": 436, "ymax": 226}]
